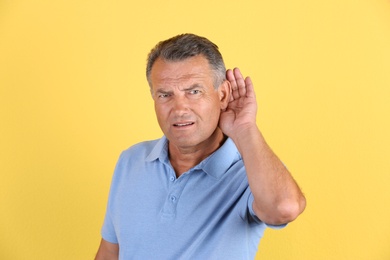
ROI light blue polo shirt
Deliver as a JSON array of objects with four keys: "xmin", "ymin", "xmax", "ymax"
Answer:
[{"xmin": 102, "ymin": 136, "xmax": 281, "ymax": 259}]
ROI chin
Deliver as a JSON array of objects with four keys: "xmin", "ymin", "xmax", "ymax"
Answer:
[
  {"xmin": 169, "ymin": 136, "xmax": 203, "ymax": 148},
  {"xmin": 171, "ymin": 139, "xmax": 198, "ymax": 148}
]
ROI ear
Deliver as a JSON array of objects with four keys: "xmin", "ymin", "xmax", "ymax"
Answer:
[{"xmin": 218, "ymin": 80, "xmax": 231, "ymax": 110}]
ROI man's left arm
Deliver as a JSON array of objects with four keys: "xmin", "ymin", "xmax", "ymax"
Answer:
[{"xmin": 219, "ymin": 68, "xmax": 306, "ymax": 226}]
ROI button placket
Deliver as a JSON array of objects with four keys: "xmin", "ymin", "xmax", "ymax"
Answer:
[
  {"xmin": 170, "ymin": 195, "xmax": 177, "ymax": 202},
  {"xmin": 160, "ymin": 172, "xmax": 191, "ymax": 220}
]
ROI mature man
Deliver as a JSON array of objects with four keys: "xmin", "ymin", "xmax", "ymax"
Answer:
[{"xmin": 95, "ymin": 33, "xmax": 306, "ymax": 259}]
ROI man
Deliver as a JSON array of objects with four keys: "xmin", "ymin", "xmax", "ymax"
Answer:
[{"xmin": 95, "ymin": 33, "xmax": 306, "ymax": 259}]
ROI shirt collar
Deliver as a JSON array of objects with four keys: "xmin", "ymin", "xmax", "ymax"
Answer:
[
  {"xmin": 145, "ymin": 136, "xmax": 169, "ymax": 163},
  {"xmin": 145, "ymin": 136, "xmax": 241, "ymax": 179},
  {"xmin": 198, "ymin": 138, "xmax": 241, "ymax": 179}
]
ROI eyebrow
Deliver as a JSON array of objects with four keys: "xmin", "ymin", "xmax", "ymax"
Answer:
[
  {"xmin": 154, "ymin": 84, "xmax": 204, "ymax": 94},
  {"xmin": 183, "ymin": 84, "xmax": 204, "ymax": 91},
  {"xmin": 155, "ymin": 88, "xmax": 171, "ymax": 93}
]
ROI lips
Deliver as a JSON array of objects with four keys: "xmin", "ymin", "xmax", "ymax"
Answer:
[{"xmin": 173, "ymin": 122, "xmax": 194, "ymax": 127}]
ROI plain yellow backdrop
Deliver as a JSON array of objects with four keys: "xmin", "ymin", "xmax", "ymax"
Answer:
[{"xmin": 1, "ymin": 0, "xmax": 389, "ymax": 259}]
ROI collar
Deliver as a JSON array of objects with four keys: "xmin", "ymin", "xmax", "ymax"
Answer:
[
  {"xmin": 145, "ymin": 136, "xmax": 169, "ymax": 164},
  {"xmin": 196, "ymin": 138, "xmax": 241, "ymax": 179},
  {"xmin": 145, "ymin": 136, "xmax": 241, "ymax": 179}
]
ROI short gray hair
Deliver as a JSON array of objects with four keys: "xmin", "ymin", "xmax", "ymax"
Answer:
[{"xmin": 146, "ymin": 33, "xmax": 226, "ymax": 90}]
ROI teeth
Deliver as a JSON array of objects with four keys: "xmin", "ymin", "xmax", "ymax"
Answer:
[{"xmin": 175, "ymin": 123, "xmax": 193, "ymax": 126}]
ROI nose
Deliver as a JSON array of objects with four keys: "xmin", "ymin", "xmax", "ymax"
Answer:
[{"xmin": 172, "ymin": 95, "xmax": 189, "ymax": 116}]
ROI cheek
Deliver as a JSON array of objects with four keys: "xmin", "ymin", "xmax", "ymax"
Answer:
[
  {"xmin": 201, "ymin": 100, "xmax": 221, "ymax": 122},
  {"xmin": 154, "ymin": 105, "xmax": 167, "ymax": 124},
  {"xmin": 209, "ymin": 97, "xmax": 223, "ymax": 114},
  {"xmin": 155, "ymin": 102, "xmax": 166, "ymax": 113}
]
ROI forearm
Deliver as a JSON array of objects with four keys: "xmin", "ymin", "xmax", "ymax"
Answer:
[
  {"xmin": 231, "ymin": 125, "xmax": 306, "ymax": 225},
  {"xmin": 95, "ymin": 239, "xmax": 119, "ymax": 260}
]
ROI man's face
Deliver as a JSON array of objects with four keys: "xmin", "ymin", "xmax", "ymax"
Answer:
[{"xmin": 150, "ymin": 55, "xmax": 228, "ymax": 151}]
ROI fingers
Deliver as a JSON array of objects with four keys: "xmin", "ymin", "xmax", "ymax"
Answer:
[
  {"xmin": 226, "ymin": 69, "xmax": 235, "ymax": 101},
  {"xmin": 226, "ymin": 68, "xmax": 251, "ymax": 101},
  {"xmin": 244, "ymin": 76, "xmax": 255, "ymax": 98}
]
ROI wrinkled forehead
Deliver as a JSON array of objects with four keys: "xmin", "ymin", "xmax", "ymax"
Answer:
[{"xmin": 150, "ymin": 56, "xmax": 214, "ymax": 86}]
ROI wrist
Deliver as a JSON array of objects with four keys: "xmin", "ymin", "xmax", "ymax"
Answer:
[{"xmin": 230, "ymin": 124, "xmax": 265, "ymax": 152}]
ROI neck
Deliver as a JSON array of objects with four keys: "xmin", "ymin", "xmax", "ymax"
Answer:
[{"xmin": 169, "ymin": 129, "xmax": 227, "ymax": 177}]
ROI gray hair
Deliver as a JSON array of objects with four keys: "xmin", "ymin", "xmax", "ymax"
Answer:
[{"xmin": 146, "ymin": 33, "xmax": 226, "ymax": 90}]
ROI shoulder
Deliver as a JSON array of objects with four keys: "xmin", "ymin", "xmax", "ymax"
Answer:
[
  {"xmin": 110, "ymin": 138, "xmax": 164, "ymax": 182},
  {"xmin": 119, "ymin": 138, "xmax": 162, "ymax": 161}
]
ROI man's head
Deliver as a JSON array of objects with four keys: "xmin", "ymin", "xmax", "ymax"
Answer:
[
  {"xmin": 146, "ymin": 33, "xmax": 226, "ymax": 91},
  {"xmin": 146, "ymin": 34, "xmax": 231, "ymax": 153}
]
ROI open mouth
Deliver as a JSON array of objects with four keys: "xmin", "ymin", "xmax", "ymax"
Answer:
[{"xmin": 173, "ymin": 122, "xmax": 194, "ymax": 127}]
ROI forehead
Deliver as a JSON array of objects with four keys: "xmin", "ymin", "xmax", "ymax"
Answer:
[{"xmin": 150, "ymin": 55, "xmax": 214, "ymax": 87}]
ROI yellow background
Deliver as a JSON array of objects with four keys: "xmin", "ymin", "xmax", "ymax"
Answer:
[{"xmin": 1, "ymin": 0, "xmax": 389, "ymax": 259}]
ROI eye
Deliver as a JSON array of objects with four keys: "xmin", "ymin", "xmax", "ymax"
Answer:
[
  {"xmin": 158, "ymin": 93, "xmax": 171, "ymax": 98},
  {"xmin": 189, "ymin": 89, "xmax": 201, "ymax": 95}
]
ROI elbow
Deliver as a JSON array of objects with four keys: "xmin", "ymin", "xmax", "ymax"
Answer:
[
  {"xmin": 259, "ymin": 195, "xmax": 306, "ymax": 225},
  {"xmin": 278, "ymin": 195, "xmax": 306, "ymax": 224}
]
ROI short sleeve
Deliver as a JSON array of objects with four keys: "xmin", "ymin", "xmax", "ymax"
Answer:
[
  {"xmin": 100, "ymin": 153, "xmax": 126, "ymax": 244},
  {"xmin": 101, "ymin": 206, "xmax": 118, "ymax": 244}
]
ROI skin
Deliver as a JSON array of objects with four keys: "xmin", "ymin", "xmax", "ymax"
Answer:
[
  {"xmin": 95, "ymin": 55, "xmax": 306, "ymax": 260},
  {"xmin": 150, "ymin": 55, "xmax": 230, "ymax": 174},
  {"xmin": 222, "ymin": 68, "xmax": 306, "ymax": 225},
  {"xmin": 95, "ymin": 239, "xmax": 118, "ymax": 260}
]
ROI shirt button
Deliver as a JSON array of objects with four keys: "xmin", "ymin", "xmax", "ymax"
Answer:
[
  {"xmin": 170, "ymin": 176, "xmax": 175, "ymax": 182},
  {"xmin": 170, "ymin": 195, "xmax": 177, "ymax": 202}
]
